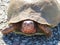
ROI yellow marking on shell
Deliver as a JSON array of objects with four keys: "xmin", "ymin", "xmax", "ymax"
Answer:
[{"xmin": 13, "ymin": 31, "xmax": 45, "ymax": 36}]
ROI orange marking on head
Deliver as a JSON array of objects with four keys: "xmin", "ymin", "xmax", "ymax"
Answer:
[{"xmin": 21, "ymin": 21, "xmax": 36, "ymax": 34}]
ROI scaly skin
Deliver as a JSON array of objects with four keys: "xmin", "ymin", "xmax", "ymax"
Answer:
[
  {"xmin": 38, "ymin": 24, "xmax": 52, "ymax": 37},
  {"xmin": 1, "ymin": 25, "xmax": 16, "ymax": 34},
  {"xmin": 0, "ymin": 22, "xmax": 22, "ymax": 34}
]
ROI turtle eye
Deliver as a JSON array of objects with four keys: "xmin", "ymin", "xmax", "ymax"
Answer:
[
  {"xmin": 30, "ymin": 22, "xmax": 33, "ymax": 24},
  {"xmin": 30, "ymin": 22, "xmax": 34, "ymax": 25},
  {"xmin": 22, "ymin": 23, "xmax": 26, "ymax": 27}
]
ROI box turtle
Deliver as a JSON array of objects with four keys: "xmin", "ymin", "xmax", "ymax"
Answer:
[{"xmin": 1, "ymin": 0, "xmax": 60, "ymax": 37}]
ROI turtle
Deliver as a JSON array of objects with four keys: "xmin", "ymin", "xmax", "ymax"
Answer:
[{"xmin": 0, "ymin": 0, "xmax": 60, "ymax": 37}]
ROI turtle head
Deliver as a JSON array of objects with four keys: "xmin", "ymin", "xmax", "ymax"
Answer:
[{"xmin": 21, "ymin": 20, "xmax": 36, "ymax": 34}]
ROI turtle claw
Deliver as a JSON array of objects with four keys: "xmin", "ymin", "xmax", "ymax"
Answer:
[
  {"xmin": 38, "ymin": 24, "xmax": 52, "ymax": 37},
  {"xmin": 1, "ymin": 25, "xmax": 15, "ymax": 35}
]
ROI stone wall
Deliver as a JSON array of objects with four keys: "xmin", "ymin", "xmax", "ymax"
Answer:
[
  {"xmin": 0, "ymin": 0, "xmax": 10, "ymax": 30},
  {"xmin": 0, "ymin": 0, "xmax": 10, "ymax": 45}
]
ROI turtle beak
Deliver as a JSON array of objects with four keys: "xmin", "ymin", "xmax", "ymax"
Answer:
[{"xmin": 21, "ymin": 20, "xmax": 36, "ymax": 34}]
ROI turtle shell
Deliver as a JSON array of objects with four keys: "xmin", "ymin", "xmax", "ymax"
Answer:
[{"xmin": 7, "ymin": 0, "xmax": 60, "ymax": 27}]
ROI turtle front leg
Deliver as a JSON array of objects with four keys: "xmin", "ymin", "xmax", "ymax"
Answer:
[
  {"xmin": 38, "ymin": 24, "xmax": 52, "ymax": 37},
  {"xmin": 0, "ymin": 25, "xmax": 16, "ymax": 35}
]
